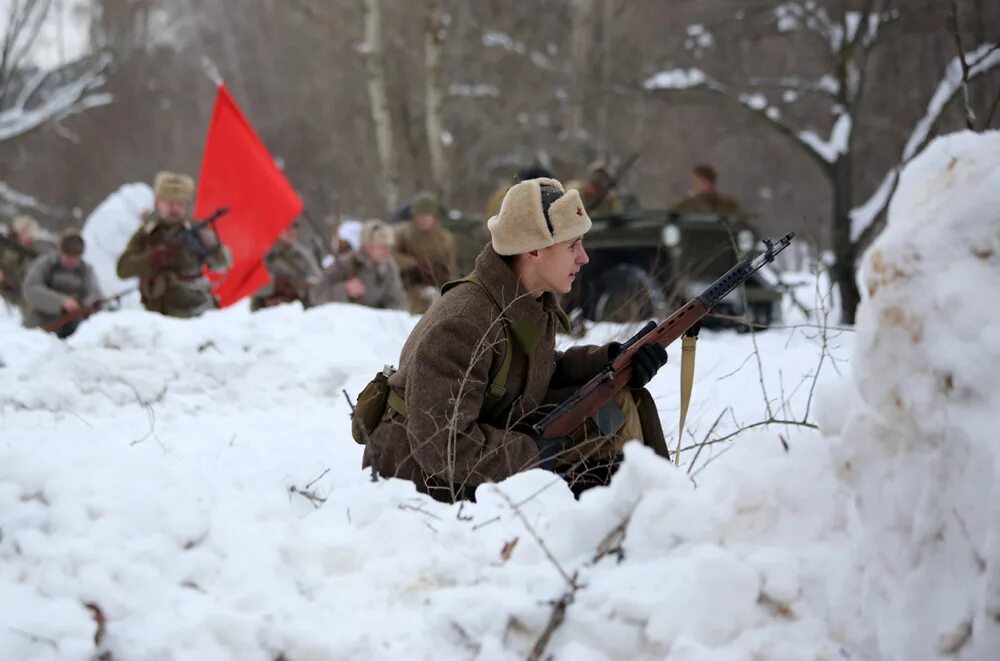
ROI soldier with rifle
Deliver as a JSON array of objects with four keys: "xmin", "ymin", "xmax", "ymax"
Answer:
[
  {"xmin": 251, "ymin": 222, "xmax": 322, "ymax": 311},
  {"xmin": 349, "ymin": 178, "xmax": 671, "ymax": 503},
  {"xmin": 0, "ymin": 215, "xmax": 53, "ymax": 310},
  {"xmin": 116, "ymin": 172, "xmax": 231, "ymax": 318},
  {"xmin": 567, "ymin": 154, "xmax": 640, "ymax": 217},
  {"xmin": 21, "ymin": 230, "xmax": 103, "ymax": 338},
  {"xmin": 312, "ymin": 219, "xmax": 407, "ymax": 311}
]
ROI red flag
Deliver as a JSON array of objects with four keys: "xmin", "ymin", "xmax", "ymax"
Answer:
[{"xmin": 194, "ymin": 85, "xmax": 302, "ymax": 307}]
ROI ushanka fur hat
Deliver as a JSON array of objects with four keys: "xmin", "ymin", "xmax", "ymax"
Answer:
[
  {"xmin": 153, "ymin": 171, "xmax": 194, "ymax": 202},
  {"xmin": 487, "ymin": 178, "xmax": 591, "ymax": 256}
]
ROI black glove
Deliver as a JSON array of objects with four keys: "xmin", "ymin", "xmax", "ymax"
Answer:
[
  {"xmin": 532, "ymin": 434, "xmax": 572, "ymax": 472},
  {"xmin": 629, "ymin": 343, "xmax": 667, "ymax": 389}
]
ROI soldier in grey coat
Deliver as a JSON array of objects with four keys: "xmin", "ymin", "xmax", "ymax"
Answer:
[
  {"xmin": 251, "ymin": 223, "xmax": 322, "ymax": 310},
  {"xmin": 22, "ymin": 230, "xmax": 103, "ymax": 338},
  {"xmin": 312, "ymin": 219, "xmax": 407, "ymax": 311}
]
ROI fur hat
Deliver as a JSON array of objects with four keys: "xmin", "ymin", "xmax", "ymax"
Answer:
[
  {"xmin": 59, "ymin": 228, "xmax": 85, "ymax": 256},
  {"xmin": 11, "ymin": 214, "xmax": 39, "ymax": 235},
  {"xmin": 153, "ymin": 171, "xmax": 194, "ymax": 202},
  {"xmin": 361, "ymin": 219, "xmax": 394, "ymax": 248},
  {"xmin": 411, "ymin": 192, "xmax": 441, "ymax": 216},
  {"xmin": 487, "ymin": 178, "xmax": 591, "ymax": 256}
]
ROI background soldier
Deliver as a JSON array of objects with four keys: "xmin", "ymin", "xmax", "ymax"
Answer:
[
  {"xmin": 21, "ymin": 230, "xmax": 103, "ymax": 338},
  {"xmin": 671, "ymin": 163, "xmax": 741, "ymax": 213},
  {"xmin": 566, "ymin": 161, "xmax": 626, "ymax": 217},
  {"xmin": 312, "ymin": 219, "xmax": 406, "ymax": 311},
  {"xmin": 116, "ymin": 171, "xmax": 231, "ymax": 318},
  {"xmin": 251, "ymin": 222, "xmax": 321, "ymax": 310},
  {"xmin": 1, "ymin": 215, "xmax": 50, "ymax": 310},
  {"xmin": 393, "ymin": 191, "xmax": 458, "ymax": 314}
]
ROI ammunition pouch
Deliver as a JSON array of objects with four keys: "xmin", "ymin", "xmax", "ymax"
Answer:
[{"xmin": 351, "ymin": 369, "xmax": 395, "ymax": 444}]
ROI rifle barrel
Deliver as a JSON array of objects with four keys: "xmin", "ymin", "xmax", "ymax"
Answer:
[{"xmin": 534, "ymin": 232, "xmax": 794, "ymax": 439}]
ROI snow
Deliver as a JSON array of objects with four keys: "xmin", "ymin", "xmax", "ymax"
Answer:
[
  {"xmin": 80, "ymin": 183, "xmax": 153, "ymax": 307},
  {"xmin": 851, "ymin": 44, "xmax": 1000, "ymax": 241},
  {"xmin": 643, "ymin": 68, "xmax": 706, "ymax": 91},
  {"xmin": 829, "ymin": 130, "xmax": 1000, "ymax": 659},
  {"xmin": 738, "ymin": 93, "xmax": 767, "ymax": 111},
  {"xmin": 904, "ymin": 43, "xmax": 999, "ymax": 162},
  {"xmin": 798, "ymin": 113, "xmax": 852, "ymax": 164},
  {"xmin": 448, "ymin": 84, "xmax": 499, "ymax": 98},
  {"xmin": 2, "ymin": 133, "xmax": 998, "ymax": 658}
]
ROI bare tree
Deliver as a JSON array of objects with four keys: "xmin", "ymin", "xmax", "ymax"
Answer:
[
  {"xmin": 0, "ymin": 0, "xmax": 111, "ymax": 214},
  {"xmin": 361, "ymin": 0, "xmax": 401, "ymax": 213},
  {"xmin": 424, "ymin": 0, "xmax": 449, "ymax": 204},
  {"xmin": 645, "ymin": 0, "xmax": 1000, "ymax": 323}
]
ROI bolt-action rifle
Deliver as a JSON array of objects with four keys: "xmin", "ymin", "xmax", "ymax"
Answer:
[
  {"xmin": 40, "ymin": 286, "xmax": 139, "ymax": 333},
  {"xmin": 532, "ymin": 232, "xmax": 795, "ymax": 440}
]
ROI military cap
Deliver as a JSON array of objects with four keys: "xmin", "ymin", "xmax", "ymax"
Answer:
[{"xmin": 153, "ymin": 171, "xmax": 195, "ymax": 202}]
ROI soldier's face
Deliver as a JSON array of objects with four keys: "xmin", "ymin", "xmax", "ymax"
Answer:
[
  {"xmin": 691, "ymin": 174, "xmax": 714, "ymax": 195},
  {"xmin": 15, "ymin": 229, "xmax": 35, "ymax": 245},
  {"xmin": 364, "ymin": 243, "xmax": 391, "ymax": 263},
  {"xmin": 413, "ymin": 212, "xmax": 438, "ymax": 231},
  {"xmin": 156, "ymin": 197, "xmax": 188, "ymax": 222},
  {"xmin": 60, "ymin": 253, "xmax": 82, "ymax": 269},
  {"xmin": 533, "ymin": 237, "xmax": 589, "ymax": 295}
]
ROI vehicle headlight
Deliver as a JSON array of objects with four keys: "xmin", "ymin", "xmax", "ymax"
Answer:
[
  {"xmin": 662, "ymin": 224, "xmax": 681, "ymax": 247},
  {"xmin": 737, "ymin": 229, "xmax": 754, "ymax": 253}
]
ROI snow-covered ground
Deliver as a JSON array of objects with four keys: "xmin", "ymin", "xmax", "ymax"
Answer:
[{"xmin": 1, "ymin": 131, "xmax": 997, "ymax": 659}]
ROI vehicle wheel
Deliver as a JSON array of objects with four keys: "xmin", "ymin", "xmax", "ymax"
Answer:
[{"xmin": 593, "ymin": 265, "xmax": 667, "ymax": 323}]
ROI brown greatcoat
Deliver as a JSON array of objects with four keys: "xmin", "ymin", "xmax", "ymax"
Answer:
[
  {"xmin": 311, "ymin": 250, "xmax": 407, "ymax": 311},
  {"xmin": 116, "ymin": 212, "xmax": 231, "ymax": 318},
  {"xmin": 670, "ymin": 191, "xmax": 742, "ymax": 214},
  {"xmin": 365, "ymin": 244, "xmax": 616, "ymax": 502},
  {"xmin": 392, "ymin": 221, "xmax": 458, "ymax": 313}
]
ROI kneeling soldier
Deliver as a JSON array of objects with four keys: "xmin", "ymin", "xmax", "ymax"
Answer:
[
  {"xmin": 116, "ymin": 171, "xmax": 230, "ymax": 318},
  {"xmin": 21, "ymin": 230, "xmax": 103, "ymax": 338},
  {"xmin": 251, "ymin": 222, "xmax": 321, "ymax": 311},
  {"xmin": 359, "ymin": 178, "xmax": 669, "ymax": 503},
  {"xmin": 312, "ymin": 219, "xmax": 407, "ymax": 311}
]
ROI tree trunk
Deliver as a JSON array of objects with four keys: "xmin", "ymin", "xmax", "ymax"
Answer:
[
  {"xmin": 361, "ymin": 0, "xmax": 400, "ymax": 213},
  {"xmin": 569, "ymin": 0, "xmax": 594, "ymax": 161},
  {"xmin": 594, "ymin": 0, "xmax": 614, "ymax": 161},
  {"xmin": 830, "ymin": 157, "xmax": 861, "ymax": 324},
  {"xmin": 424, "ymin": 0, "xmax": 449, "ymax": 205}
]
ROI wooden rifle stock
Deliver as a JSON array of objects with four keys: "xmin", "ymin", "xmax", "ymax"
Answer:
[{"xmin": 533, "ymin": 232, "xmax": 794, "ymax": 440}]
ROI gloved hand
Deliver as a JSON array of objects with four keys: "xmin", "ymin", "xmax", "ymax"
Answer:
[
  {"xmin": 531, "ymin": 433, "xmax": 572, "ymax": 472},
  {"xmin": 628, "ymin": 343, "xmax": 668, "ymax": 388}
]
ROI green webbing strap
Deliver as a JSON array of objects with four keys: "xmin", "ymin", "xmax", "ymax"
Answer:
[
  {"xmin": 390, "ymin": 273, "xmax": 512, "ymax": 418},
  {"xmin": 676, "ymin": 332, "xmax": 699, "ymax": 466},
  {"xmin": 387, "ymin": 388, "xmax": 407, "ymax": 417}
]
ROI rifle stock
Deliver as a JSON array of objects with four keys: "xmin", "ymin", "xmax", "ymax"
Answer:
[
  {"xmin": 533, "ymin": 233, "xmax": 794, "ymax": 440},
  {"xmin": 40, "ymin": 286, "xmax": 139, "ymax": 333}
]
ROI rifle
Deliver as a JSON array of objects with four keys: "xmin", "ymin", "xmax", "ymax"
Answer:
[
  {"xmin": 157, "ymin": 207, "xmax": 230, "ymax": 260},
  {"xmin": 40, "ymin": 286, "xmax": 139, "ymax": 333},
  {"xmin": 532, "ymin": 232, "xmax": 795, "ymax": 440},
  {"xmin": 586, "ymin": 152, "xmax": 640, "ymax": 213}
]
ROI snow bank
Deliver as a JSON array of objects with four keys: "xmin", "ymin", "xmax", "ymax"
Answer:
[
  {"xmin": 825, "ymin": 130, "xmax": 1000, "ymax": 659},
  {"xmin": 0, "ymin": 294, "xmax": 852, "ymax": 659}
]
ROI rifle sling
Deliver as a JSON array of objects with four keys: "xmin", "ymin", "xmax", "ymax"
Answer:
[{"xmin": 676, "ymin": 333, "xmax": 699, "ymax": 465}]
